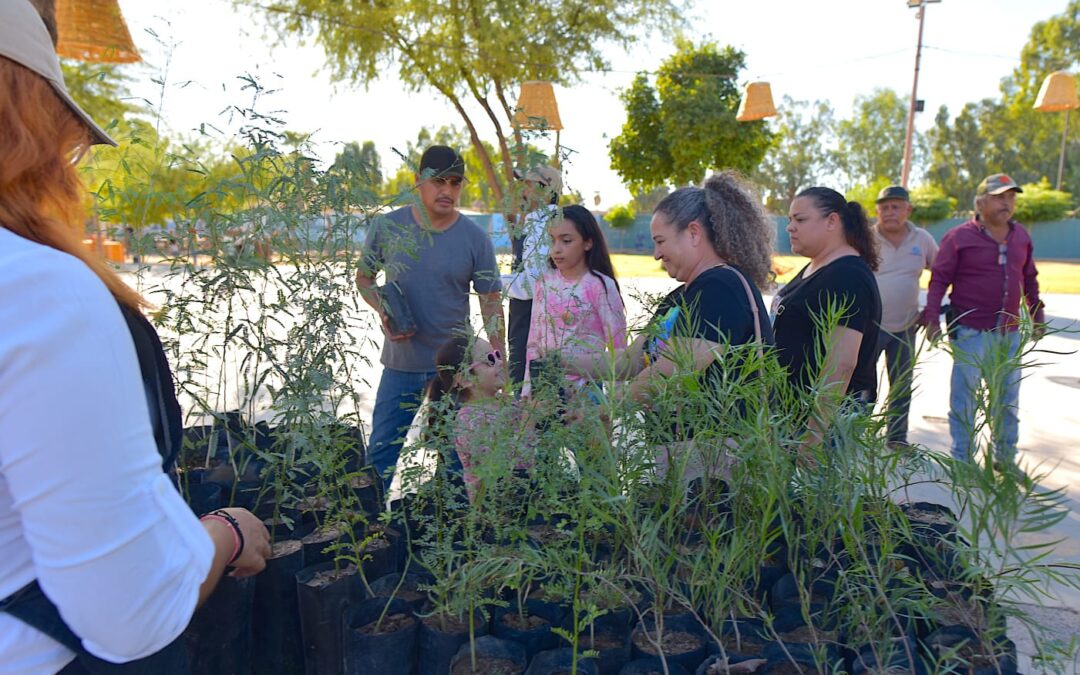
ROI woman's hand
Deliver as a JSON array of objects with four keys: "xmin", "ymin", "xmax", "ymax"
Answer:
[{"xmin": 216, "ymin": 507, "xmax": 271, "ymax": 577}]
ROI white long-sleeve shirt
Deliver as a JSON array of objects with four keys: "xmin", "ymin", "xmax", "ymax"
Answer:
[
  {"xmin": 503, "ymin": 205, "xmax": 559, "ymax": 301},
  {"xmin": 0, "ymin": 228, "xmax": 213, "ymax": 673}
]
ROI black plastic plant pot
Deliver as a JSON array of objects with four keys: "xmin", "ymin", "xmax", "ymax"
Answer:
[
  {"xmin": 419, "ymin": 609, "xmax": 490, "ymax": 675},
  {"xmin": 752, "ymin": 553, "xmax": 790, "ymax": 604},
  {"xmin": 296, "ymin": 561, "xmax": 365, "ymax": 675},
  {"xmin": 186, "ymin": 481, "xmax": 225, "ymax": 515},
  {"xmin": 264, "ymin": 515, "xmax": 312, "ymax": 543},
  {"xmin": 492, "ymin": 599, "xmax": 565, "ymax": 660},
  {"xmin": 848, "ymin": 637, "xmax": 926, "ymax": 675},
  {"xmin": 629, "ymin": 612, "xmax": 709, "ymax": 673},
  {"xmin": 618, "ymin": 657, "xmax": 690, "ymax": 675},
  {"xmin": 769, "ymin": 607, "xmax": 840, "ymax": 649},
  {"xmin": 301, "ymin": 524, "xmax": 349, "ymax": 567},
  {"xmin": 350, "ymin": 466, "xmax": 383, "ymax": 517},
  {"xmin": 230, "ymin": 479, "xmax": 262, "ymax": 509},
  {"xmin": 343, "ymin": 597, "xmax": 418, "ymax": 675},
  {"xmin": 767, "ymin": 573, "xmax": 834, "ymax": 620},
  {"xmin": 695, "ymin": 653, "xmax": 768, "ymax": 675},
  {"xmin": 332, "ymin": 423, "xmax": 368, "ymax": 473},
  {"xmin": 901, "ymin": 501, "xmax": 958, "ymax": 540},
  {"xmin": 922, "ymin": 625, "xmax": 1018, "ymax": 675},
  {"xmin": 252, "ymin": 539, "xmax": 306, "ymax": 675},
  {"xmin": 561, "ymin": 603, "xmax": 633, "ymax": 635},
  {"xmin": 184, "ymin": 575, "xmax": 256, "ymax": 675},
  {"xmin": 761, "ymin": 642, "xmax": 838, "ymax": 674},
  {"xmin": 368, "ymin": 572, "xmax": 433, "ymax": 613},
  {"xmin": 559, "ymin": 613, "xmax": 632, "ymax": 675},
  {"xmin": 449, "ymin": 635, "xmax": 527, "ymax": 675},
  {"xmin": 525, "ymin": 648, "xmax": 599, "ymax": 675},
  {"xmin": 354, "ymin": 526, "xmax": 400, "ymax": 580},
  {"xmin": 710, "ymin": 618, "xmax": 769, "ymax": 662}
]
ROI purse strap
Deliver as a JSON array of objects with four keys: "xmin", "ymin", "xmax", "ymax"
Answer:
[{"xmin": 722, "ymin": 265, "xmax": 764, "ymax": 358}]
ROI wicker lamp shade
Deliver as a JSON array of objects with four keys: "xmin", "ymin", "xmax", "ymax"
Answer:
[
  {"xmin": 736, "ymin": 81, "xmax": 777, "ymax": 122},
  {"xmin": 56, "ymin": 0, "xmax": 140, "ymax": 63},
  {"xmin": 513, "ymin": 81, "xmax": 563, "ymax": 131},
  {"xmin": 1034, "ymin": 71, "xmax": 1079, "ymax": 112}
]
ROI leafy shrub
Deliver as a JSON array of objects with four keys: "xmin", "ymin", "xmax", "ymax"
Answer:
[
  {"xmin": 1014, "ymin": 178, "xmax": 1073, "ymax": 223},
  {"xmin": 910, "ymin": 185, "xmax": 957, "ymax": 223},
  {"xmin": 603, "ymin": 202, "xmax": 636, "ymax": 229},
  {"xmin": 845, "ymin": 176, "xmax": 893, "ymax": 219}
]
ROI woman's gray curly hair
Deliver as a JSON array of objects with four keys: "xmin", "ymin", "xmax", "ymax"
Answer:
[{"xmin": 654, "ymin": 171, "xmax": 776, "ymax": 290}]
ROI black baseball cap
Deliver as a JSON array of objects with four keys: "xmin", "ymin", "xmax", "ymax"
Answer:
[
  {"xmin": 418, "ymin": 145, "xmax": 466, "ymax": 179},
  {"xmin": 876, "ymin": 185, "xmax": 910, "ymax": 203}
]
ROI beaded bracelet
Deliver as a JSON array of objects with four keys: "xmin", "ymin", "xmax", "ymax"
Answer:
[{"xmin": 200, "ymin": 510, "xmax": 244, "ymax": 565}]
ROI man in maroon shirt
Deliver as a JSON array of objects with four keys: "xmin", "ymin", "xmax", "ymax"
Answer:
[{"xmin": 921, "ymin": 173, "xmax": 1044, "ymax": 465}]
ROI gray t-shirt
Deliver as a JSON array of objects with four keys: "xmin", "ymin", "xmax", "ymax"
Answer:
[{"xmin": 363, "ymin": 206, "xmax": 501, "ymax": 372}]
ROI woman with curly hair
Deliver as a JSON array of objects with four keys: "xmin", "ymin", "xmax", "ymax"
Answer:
[{"xmin": 567, "ymin": 171, "xmax": 775, "ymax": 402}]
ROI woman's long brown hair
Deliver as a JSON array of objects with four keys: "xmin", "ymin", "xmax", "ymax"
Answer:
[{"xmin": 0, "ymin": 55, "xmax": 146, "ymax": 311}]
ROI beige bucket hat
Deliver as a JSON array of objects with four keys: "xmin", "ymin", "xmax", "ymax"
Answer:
[{"xmin": 0, "ymin": 0, "xmax": 117, "ymax": 145}]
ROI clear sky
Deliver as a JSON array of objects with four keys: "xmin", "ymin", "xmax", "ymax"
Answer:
[{"xmin": 116, "ymin": 0, "xmax": 1069, "ymax": 208}]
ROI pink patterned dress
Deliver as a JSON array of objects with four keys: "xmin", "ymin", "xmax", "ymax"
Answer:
[
  {"xmin": 525, "ymin": 269, "xmax": 626, "ymax": 393},
  {"xmin": 454, "ymin": 401, "xmax": 534, "ymax": 501}
]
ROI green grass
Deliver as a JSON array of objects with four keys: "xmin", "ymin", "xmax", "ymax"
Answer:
[{"xmin": 611, "ymin": 253, "xmax": 1080, "ymax": 294}]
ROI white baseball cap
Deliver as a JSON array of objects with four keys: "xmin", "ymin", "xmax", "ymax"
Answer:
[{"xmin": 0, "ymin": 0, "xmax": 117, "ymax": 146}]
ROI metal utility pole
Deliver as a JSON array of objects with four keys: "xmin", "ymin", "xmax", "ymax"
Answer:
[{"xmin": 901, "ymin": 0, "xmax": 939, "ymax": 188}]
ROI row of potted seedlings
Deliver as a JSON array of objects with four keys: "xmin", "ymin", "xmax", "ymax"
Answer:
[{"xmin": 177, "ymin": 416, "xmax": 1019, "ymax": 675}]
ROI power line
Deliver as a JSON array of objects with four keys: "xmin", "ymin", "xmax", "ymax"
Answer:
[{"xmin": 922, "ymin": 45, "xmax": 1021, "ymax": 62}]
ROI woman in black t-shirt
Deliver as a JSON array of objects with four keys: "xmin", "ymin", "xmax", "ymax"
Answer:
[
  {"xmin": 773, "ymin": 187, "xmax": 882, "ymax": 410},
  {"xmin": 567, "ymin": 172, "xmax": 775, "ymax": 400}
]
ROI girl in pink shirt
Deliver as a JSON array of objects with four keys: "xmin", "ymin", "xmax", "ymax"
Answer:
[
  {"xmin": 426, "ymin": 336, "xmax": 534, "ymax": 502},
  {"xmin": 525, "ymin": 205, "xmax": 627, "ymax": 396}
]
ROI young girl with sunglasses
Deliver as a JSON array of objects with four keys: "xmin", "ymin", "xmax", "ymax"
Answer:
[
  {"xmin": 524, "ymin": 205, "xmax": 626, "ymax": 396},
  {"xmin": 426, "ymin": 336, "xmax": 534, "ymax": 501}
]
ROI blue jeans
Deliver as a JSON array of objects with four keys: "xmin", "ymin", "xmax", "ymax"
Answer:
[
  {"xmin": 874, "ymin": 326, "xmax": 917, "ymax": 445},
  {"xmin": 368, "ymin": 367, "xmax": 435, "ymax": 490},
  {"xmin": 948, "ymin": 327, "xmax": 1021, "ymax": 462}
]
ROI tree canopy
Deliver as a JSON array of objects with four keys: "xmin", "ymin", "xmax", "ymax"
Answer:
[
  {"xmin": 753, "ymin": 96, "xmax": 836, "ymax": 213},
  {"xmin": 261, "ymin": 0, "xmax": 682, "ymax": 210},
  {"xmin": 609, "ymin": 40, "xmax": 773, "ymax": 193}
]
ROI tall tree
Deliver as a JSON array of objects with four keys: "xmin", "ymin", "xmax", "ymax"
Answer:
[
  {"xmin": 753, "ymin": 96, "xmax": 836, "ymax": 213},
  {"xmin": 609, "ymin": 40, "xmax": 773, "ymax": 192},
  {"xmin": 383, "ymin": 126, "xmax": 509, "ymax": 211},
  {"xmin": 262, "ymin": 0, "xmax": 681, "ymax": 209},
  {"xmin": 925, "ymin": 103, "xmax": 991, "ymax": 209},
  {"xmin": 990, "ymin": 1, "xmax": 1080, "ymax": 195},
  {"xmin": 332, "ymin": 141, "xmax": 383, "ymax": 185},
  {"xmin": 61, "ymin": 62, "xmax": 135, "ymax": 135},
  {"xmin": 834, "ymin": 88, "xmax": 917, "ymax": 188},
  {"xmin": 924, "ymin": 2, "xmax": 1080, "ymax": 200}
]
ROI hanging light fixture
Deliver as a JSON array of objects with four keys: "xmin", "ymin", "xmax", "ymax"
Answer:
[
  {"xmin": 1034, "ymin": 71, "xmax": 1079, "ymax": 112},
  {"xmin": 513, "ymin": 81, "xmax": 564, "ymax": 131},
  {"xmin": 1034, "ymin": 71, "xmax": 1079, "ymax": 190},
  {"xmin": 513, "ymin": 81, "xmax": 564, "ymax": 165},
  {"xmin": 56, "ymin": 0, "xmax": 140, "ymax": 64},
  {"xmin": 736, "ymin": 82, "xmax": 778, "ymax": 122}
]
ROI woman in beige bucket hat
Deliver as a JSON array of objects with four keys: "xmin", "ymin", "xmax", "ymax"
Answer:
[{"xmin": 0, "ymin": 1, "xmax": 269, "ymax": 671}]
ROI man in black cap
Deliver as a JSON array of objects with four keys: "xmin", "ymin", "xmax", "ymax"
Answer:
[
  {"xmin": 922, "ymin": 173, "xmax": 1044, "ymax": 466},
  {"xmin": 356, "ymin": 145, "xmax": 504, "ymax": 490},
  {"xmin": 871, "ymin": 185, "xmax": 938, "ymax": 449}
]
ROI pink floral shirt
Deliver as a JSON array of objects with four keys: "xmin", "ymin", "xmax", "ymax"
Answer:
[
  {"xmin": 525, "ymin": 269, "xmax": 626, "ymax": 391},
  {"xmin": 454, "ymin": 401, "xmax": 534, "ymax": 501}
]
